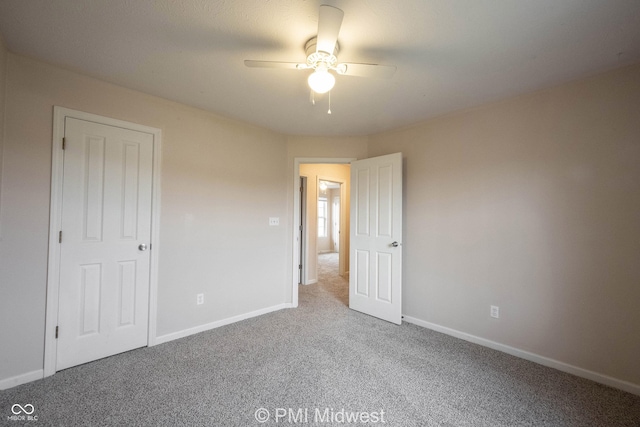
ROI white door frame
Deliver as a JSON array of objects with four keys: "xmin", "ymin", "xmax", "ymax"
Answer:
[
  {"xmin": 291, "ymin": 157, "xmax": 354, "ymax": 307},
  {"xmin": 44, "ymin": 107, "xmax": 162, "ymax": 377},
  {"xmin": 299, "ymin": 176, "xmax": 307, "ymax": 285},
  {"xmin": 331, "ymin": 193, "xmax": 340, "ymax": 253}
]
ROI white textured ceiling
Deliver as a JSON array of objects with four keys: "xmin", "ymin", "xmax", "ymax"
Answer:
[{"xmin": 0, "ymin": 0, "xmax": 639, "ymax": 136}]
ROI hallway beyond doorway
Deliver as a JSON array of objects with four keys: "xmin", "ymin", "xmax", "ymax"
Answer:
[{"xmin": 315, "ymin": 252, "xmax": 348, "ymax": 307}]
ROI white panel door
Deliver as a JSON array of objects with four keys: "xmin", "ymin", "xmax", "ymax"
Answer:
[
  {"xmin": 57, "ymin": 118, "xmax": 154, "ymax": 370},
  {"xmin": 349, "ymin": 153, "xmax": 402, "ymax": 324}
]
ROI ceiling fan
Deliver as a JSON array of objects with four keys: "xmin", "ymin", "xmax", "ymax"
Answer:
[{"xmin": 244, "ymin": 5, "xmax": 396, "ymax": 97}]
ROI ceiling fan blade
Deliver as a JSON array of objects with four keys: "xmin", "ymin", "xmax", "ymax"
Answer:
[
  {"xmin": 337, "ymin": 63, "xmax": 397, "ymax": 78},
  {"xmin": 244, "ymin": 60, "xmax": 306, "ymax": 70},
  {"xmin": 316, "ymin": 5, "xmax": 344, "ymax": 54}
]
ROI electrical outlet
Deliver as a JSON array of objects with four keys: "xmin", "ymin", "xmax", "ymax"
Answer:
[
  {"xmin": 269, "ymin": 217, "xmax": 279, "ymax": 226},
  {"xmin": 197, "ymin": 293, "xmax": 204, "ymax": 305},
  {"xmin": 490, "ymin": 305, "xmax": 499, "ymax": 319}
]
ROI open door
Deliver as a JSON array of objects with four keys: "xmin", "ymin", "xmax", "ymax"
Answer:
[{"xmin": 349, "ymin": 153, "xmax": 402, "ymax": 324}]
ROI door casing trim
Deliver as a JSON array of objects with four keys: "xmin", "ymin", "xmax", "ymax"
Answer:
[{"xmin": 44, "ymin": 107, "xmax": 162, "ymax": 377}]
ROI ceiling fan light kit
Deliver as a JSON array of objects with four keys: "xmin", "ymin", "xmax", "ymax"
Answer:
[
  {"xmin": 308, "ymin": 63, "xmax": 335, "ymax": 94},
  {"xmin": 245, "ymin": 4, "xmax": 396, "ymax": 112},
  {"xmin": 303, "ymin": 38, "xmax": 339, "ymax": 94}
]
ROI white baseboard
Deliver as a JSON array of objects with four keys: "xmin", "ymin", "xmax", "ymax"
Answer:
[
  {"xmin": 155, "ymin": 303, "xmax": 293, "ymax": 345},
  {"xmin": 402, "ymin": 315, "xmax": 640, "ymax": 396},
  {"xmin": 301, "ymin": 279, "xmax": 317, "ymax": 285},
  {"xmin": 0, "ymin": 369, "xmax": 44, "ymax": 390}
]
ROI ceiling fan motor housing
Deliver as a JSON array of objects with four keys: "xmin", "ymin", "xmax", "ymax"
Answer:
[{"xmin": 305, "ymin": 37, "xmax": 339, "ymax": 70}]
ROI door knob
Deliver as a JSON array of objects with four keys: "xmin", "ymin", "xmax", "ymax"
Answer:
[
  {"xmin": 138, "ymin": 244, "xmax": 148, "ymax": 251},
  {"xmin": 391, "ymin": 241, "xmax": 399, "ymax": 247}
]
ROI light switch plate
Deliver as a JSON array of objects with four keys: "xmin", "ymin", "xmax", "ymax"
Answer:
[{"xmin": 269, "ymin": 217, "xmax": 279, "ymax": 226}]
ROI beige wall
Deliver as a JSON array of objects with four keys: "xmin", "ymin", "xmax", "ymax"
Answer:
[
  {"xmin": 0, "ymin": 54, "xmax": 289, "ymax": 382},
  {"xmin": 299, "ymin": 163, "xmax": 351, "ymax": 283},
  {"xmin": 286, "ymin": 135, "xmax": 368, "ymax": 160},
  {"xmin": 369, "ymin": 62, "xmax": 640, "ymax": 385},
  {"xmin": 0, "ymin": 34, "xmax": 7, "ymax": 237}
]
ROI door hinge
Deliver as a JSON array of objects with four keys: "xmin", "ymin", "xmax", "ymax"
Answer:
[
  {"xmin": 55, "ymin": 326, "xmax": 59, "ymax": 339},
  {"xmin": 298, "ymin": 264, "xmax": 302, "ymax": 270},
  {"xmin": 59, "ymin": 230, "xmax": 62, "ymax": 243},
  {"xmin": 299, "ymin": 225, "xmax": 303, "ymax": 231},
  {"xmin": 300, "ymin": 186, "xmax": 303, "ymax": 193},
  {"xmin": 62, "ymin": 137, "xmax": 66, "ymax": 150}
]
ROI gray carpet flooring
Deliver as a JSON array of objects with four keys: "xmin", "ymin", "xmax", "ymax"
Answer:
[{"xmin": 1, "ymin": 252, "xmax": 639, "ymax": 426}]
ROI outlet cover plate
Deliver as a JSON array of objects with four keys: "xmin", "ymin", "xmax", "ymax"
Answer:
[{"xmin": 490, "ymin": 305, "xmax": 499, "ymax": 318}]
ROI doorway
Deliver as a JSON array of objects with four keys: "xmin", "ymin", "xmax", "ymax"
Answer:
[
  {"xmin": 317, "ymin": 179, "xmax": 341, "ymax": 256},
  {"xmin": 298, "ymin": 166, "xmax": 349, "ymax": 286},
  {"xmin": 291, "ymin": 153, "xmax": 404, "ymax": 324},
  {"xmin": 292, "ymin": 158, "xmax": 354, "ymax": 306},
  {"xmin": 317, "ymin": 179, "xmax": 342, "ymax": 288}
]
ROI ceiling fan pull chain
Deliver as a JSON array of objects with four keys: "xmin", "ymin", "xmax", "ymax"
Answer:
[
  {"xmin": 328, "ymin": 91, "xmax": 332, "ymax": 114},
  {"xmin": 310, "ymin": 89, "xmax": 315, "ymax": 105}
]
